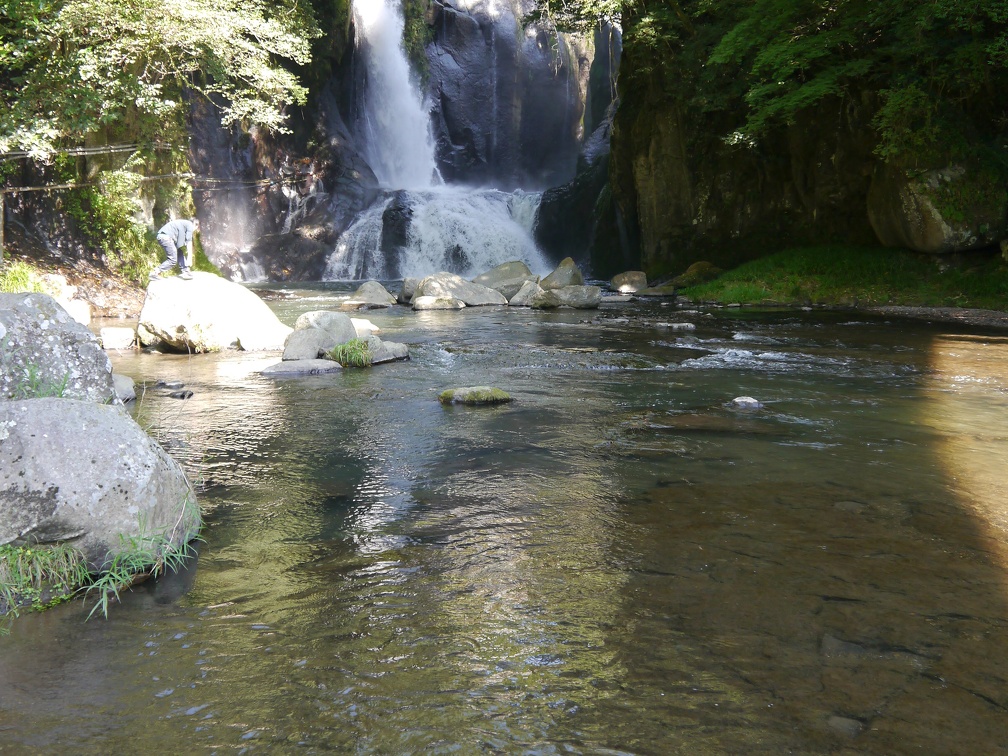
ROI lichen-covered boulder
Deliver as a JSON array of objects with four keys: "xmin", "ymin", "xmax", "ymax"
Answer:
[
  {"xmin": 0, "ymin": 398, "xmax": 200, "ymax": 568},
  {"xmin": 0, "ymin": 293, "xmax": 116, "ymax": 403},
  {"xmin": 137, "ymin": 273, "xmax": 292, "ymax": 352},
  {"xmin": 868, "ymin": 164, "xmax": 1008, "ymax": 253}
]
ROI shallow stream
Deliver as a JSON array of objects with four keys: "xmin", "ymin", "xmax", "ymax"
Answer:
[{"xmin": 2, "ymin": 287, "xmax": 1007, "ymax": 753}]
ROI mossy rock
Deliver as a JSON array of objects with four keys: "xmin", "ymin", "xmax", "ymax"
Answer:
[
  {"xmin": 438, "ymin": 386, "xmax": 513, "ymax": 405},
  {"xmin": 671, "ymin": 261, "xmax": 723, "ymax": 287}
]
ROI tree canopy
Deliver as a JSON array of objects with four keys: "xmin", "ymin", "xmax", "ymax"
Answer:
[
  {"xmin": 536, "ymin": 0, "xmax": 1008, "ymax": 164},
  {"xmin": 0, "ymin": 0, "xmax": 319, "ymax": 159}
]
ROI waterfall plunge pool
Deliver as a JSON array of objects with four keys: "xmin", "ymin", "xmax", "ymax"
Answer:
[{"xmin": 3, "ymin": 291, "xmax": 1008, "ymax": 753}]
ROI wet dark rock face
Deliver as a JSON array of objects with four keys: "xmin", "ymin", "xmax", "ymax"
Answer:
[
  {"xmin": 190, "ymin": 84, "xmax": 380, "ymax": 282},
  {"xmin": 426, "ymin": 0, "xmax": 593, "ymax": 190}
]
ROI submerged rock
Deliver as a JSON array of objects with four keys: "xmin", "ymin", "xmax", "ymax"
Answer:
[
  {"xmin": 137, "ymin": 273, "xmax": 292, "ymax": 352},
  {"xmin": 731, "ymin": 396, "xmax": 764, "ymax": 409},
  {"xmin": 439, "ymin": 386, "xmax": 513, "ymax": 405},
  {"xmin": 262, "ymin": 359, "xmax": 344, "ymax": 377}
]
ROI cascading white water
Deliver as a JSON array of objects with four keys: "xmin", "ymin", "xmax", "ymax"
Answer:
[
  {"xmin": 325, "ymin": 187, "xmax": 551, "ymax": 280},
  {"xmin": 352, "ymin": 0, "xmax": 439, "ymax": 189},
  {"xmin": 330, "ymin": 0, "xmax": 548, "ymax": 281}
]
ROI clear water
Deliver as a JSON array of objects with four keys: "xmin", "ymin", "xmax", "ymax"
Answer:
[{"xmin": 3, "ymin": 289, "xmax": 1008, "ymax": 754}]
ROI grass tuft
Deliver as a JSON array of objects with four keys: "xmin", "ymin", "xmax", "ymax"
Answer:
[
  {"xmin": 0, "ymin": 261, "xmax": 47, "ymax": 294},
  {"xmin": 327, "ymin": 338, "xmax": 372, "ymax": 368}
]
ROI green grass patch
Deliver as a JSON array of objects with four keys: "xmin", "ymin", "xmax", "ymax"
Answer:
[
  {"xmin": 0, "ymin": 261, "xmax": 47, "ymax": 294},
  {"xmin": 327, "ymin": 338, "xmax": 372, "ymax": 368},
  {"xmin": 681, "ymin": 246, "xmax": 1008, "ymax": 310},
  {"xmin": 1, "ymin": 498, "xmax": 200, "ymax": 632}
]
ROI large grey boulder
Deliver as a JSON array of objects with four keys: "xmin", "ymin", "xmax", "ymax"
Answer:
[
  {"xmin": 294, "ymin": 310, "xmax": 359, "ymax": 344},
  {"xmin": 541, "ymin": 257, "xmax": 585, "ymax": 290},
  {"xmin": 137, "ymin": 272, "xmax": 292, "ymax": 352},
  {"xmin": 0, "ymin": 398, "xmax": 200, "ymax": 568},
  {"xmin": 0, "ymin": 293, "xmax": 116, "ymax": 403},
  {"xmin": 472, "ymin": 261, "xmax": 539, "ymax": 300},
  {"xmin": 399, "ymin": 278, "xmax": 420, "ymax": 304},
  {"xmin": 343, "ymin": 280, "xmax": 397, "ymax": 309},
  {"xmin": 532, "ymin": 285, "xmax": 602, "ymax": 309},
  {"xmin": 508, "ymin": 280, "xmax": 544, "ymax": 307},
  {"xmin": 282, "ymin": 326, "xmax": 337, "ymax": 361},
  {"xmin": 415, "ymin": 272, "xmax": 508, "ymax": 306},
  {"xmin": 367, "ymin": 335, "xmax": 410, "ymax": 364}
]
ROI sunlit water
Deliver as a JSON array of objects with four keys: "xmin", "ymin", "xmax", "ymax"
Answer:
[{"xmin": 3, "ymin": 288, "xmax": 1008, "ymax": 753}]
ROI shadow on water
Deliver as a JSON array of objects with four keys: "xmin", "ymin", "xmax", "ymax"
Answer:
[{"xmin": 1, "ymin": 299, "xmax": 1007, "ymax": 753}]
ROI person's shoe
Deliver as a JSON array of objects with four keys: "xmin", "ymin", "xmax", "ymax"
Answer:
[
  {"xmin": 148, "ymin": 270, "xmax": 162, "ymax": 281},
  {"xmin": 179, "ymin": 270, "xmax": 194, "ymax": 280}
]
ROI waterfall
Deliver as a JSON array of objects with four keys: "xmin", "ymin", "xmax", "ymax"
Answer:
[
  {"xmin": 331, "ymin": 0, "xmax": 548, "ymax": 282},
  {"xmin": 352, "ymin": 0, "xmax": 439, "ymax": 189},
  {"xmin": 325, "ymin": 188, "xmax": 551, "ymax": 280}
]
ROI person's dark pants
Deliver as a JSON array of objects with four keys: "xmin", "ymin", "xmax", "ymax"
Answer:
[{"xmin": 155, "ymin": 234, "xmax": 189, "ymax": 273}]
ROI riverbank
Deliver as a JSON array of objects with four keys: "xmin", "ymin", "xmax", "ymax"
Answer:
[
  {"xmin": 679, "ymin": 244, "xmax": 1008, "ymax": 330},
  {"xmin": 4, "ymin": 244, "xmax": 1008, "ymax": 330}
]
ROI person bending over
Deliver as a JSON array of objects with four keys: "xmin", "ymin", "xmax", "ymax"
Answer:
[{"xmin": 150, "ymin": 218, "xmax": 199, "ymax": 280}]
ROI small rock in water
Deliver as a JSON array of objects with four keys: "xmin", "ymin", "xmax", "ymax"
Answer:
[
  {"xmin": 827, "ymin": 715, "xmax": 865, "ymax": 738},
  {"xmin": 731, "ymin": 396, "xmax": 763, "ymax": 409},
  {"xmin": 659, "ymin": 322, "xmax": 696, "ymax": 331},
  {"xmin": 156, "ymin": 380, "xmax": 184, "ymax": 389},
  {"xmin": 439, "ymin": 386, "xmax": 512, "ymax": 406},
  {"xmin": 169, "ymin": 390, "xmax": 194, "ymax": 400}
]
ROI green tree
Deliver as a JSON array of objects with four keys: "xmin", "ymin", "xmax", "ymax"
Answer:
[{"xmin": 0, "ymin": 0, "xmax": 319, "ymax": 159}]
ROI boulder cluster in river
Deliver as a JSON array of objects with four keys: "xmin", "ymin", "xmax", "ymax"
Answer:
[{"xmin": 0, "ymin": 293, "xmax": 201, "ymax": 604}]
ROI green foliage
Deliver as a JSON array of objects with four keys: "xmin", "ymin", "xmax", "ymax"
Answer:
[
  {"xmin": 401, "ymin": 0, "xmax": 433, "ymax": 81},
  {"xmin": 0, "ymin": 261, "xmax": 47, "ymax": 293},
  {"xmin": 682, "ymin": 246, "xmax": 1008, "ymax": 309},
  {"xmin": 0, "ymin": 0, "xmax": 320, "ymax": 159},
  {"xmin": 328, "ymin": 338, "xmax": 372, "ymax": 368},
  {"xmin": 704, "ymin": 0, "xmax": 1008, "ymax": 163},
  {"xmin": 0, "ymin": 495, "xmax": 200, "ymax": 631},
  {"xmin": 0, "ymin": 543, "xmax": 91, "ymax": 627},
  {"xmin": 82, "ymin": 170, "xmax": 157, "ymax": 283}
]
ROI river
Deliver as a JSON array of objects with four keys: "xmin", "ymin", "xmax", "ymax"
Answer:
[{"xmin": 2, "ymin": 286, "xmax": 1007, "ymax": 753}]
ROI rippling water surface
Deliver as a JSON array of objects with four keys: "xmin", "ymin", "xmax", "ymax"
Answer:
[{"xmin": 2, "ymin": 288, "xmax": 1008, "ymax": 753}]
